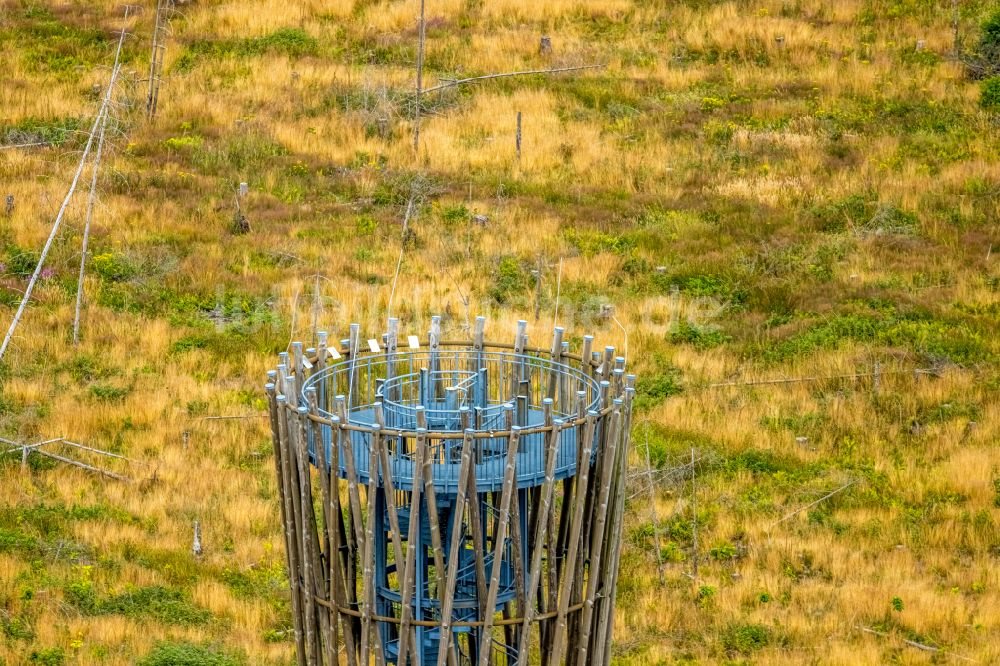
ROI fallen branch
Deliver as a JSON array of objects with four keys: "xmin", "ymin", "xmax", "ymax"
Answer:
[
  {"xmin": 422, "ymin": 64, "xmax": 605, "ymax": 95},
  {"xmin": 198, "ymin": 414, "xmax": 269, "ymax": 421},
  {"xmin": 32, "ymin": 448, "xmax": 130, "ymax": 482},
  {"xmin": 856, "ymin": 625, "xmax": 977, "ymax": 663},
  {"xmin": 0, "ymin": 438, "xmax": 62, "ymax": 456},
  {"xmin": 768, "ymin": 481, "xmax": 854, "ymax": 530},
  {"xmin": 2, "ymin": 437, "xmax": 136, "ymax": 481},
  {"xmin": 708, "ymin": 368, "xmax": 934, "ymax": 389},
  {"xmin": 0, "ymin": 142, "xmax": 50, "ymax": 150},
  {"xmin": 61, "ymin": 439, "xmax": 140, "ymax": 463}
]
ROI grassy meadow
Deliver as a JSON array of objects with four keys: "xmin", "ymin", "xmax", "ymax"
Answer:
[{"xmin": 1, "ymin": 0, "xmax": 999, "ymax": 663}]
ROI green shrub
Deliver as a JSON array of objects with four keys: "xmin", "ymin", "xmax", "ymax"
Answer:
[
  {"xmin": 170, "ymin": 335, "xmax": 210, "ymax": 354},
  {"xmin": 191, "ymin": 131, "xmax": 286, "ymax": 173},
  {"xmin": 221, "ymin": 559, "xmax": 286, "ymax": 599},
  {"xmin": 654, "ymin": 272, "xmax": 746, "ymax": 303},
  {"xmin": 808, "ymin": 192, "xmax": 917, "ymax": 235},
  {"xmin": 29, "ymin": 648, "xmax": 64, "ymax": 666},
  {"xmin": 139, "ymin": 641, "xmax": 244, "ymax": 666},
  {"xmin": 91, "ymin": 252, "xmax": 138, "ymax": 282},
  {"xmin": 721, "ymin": 622, "xmax": 771, "ymax": 655},
  {"xmin": 981, "ymin": 76, "xmax": 1000, "ymax": 110},
  {"xmin": 3, "ymin": 245, "xmax": 40, "ymax": 277},
  {"xmin": 757, "ymin": 311, "xmax": 987, "ymax": 366},
  {"xmin": 62, "ymin": 354, "xmax": 114, "ymax": 383},
  {"xmin": 0, "ymin": 527, "xmax": 40, "ymax": 556},
  {"xmin": 251, "ymin": 28, "xmax": 318, "ymax": 56},
  {"xmin": 13, "ymin": 7, "xmax": 107, "ymax": 77},
  {"xmin": 355, "ymin": 215, "xmax": 378, "ymax": 235},
  {"xmin": 64, "ymin": 583, "xmax": 211, "ymax": 626},
  {"xmin": 709, "ymin": 541, "xmax": 738, "ymax": 561},
  {"xmin": 700, "ymin": 96, "xmax": 726, "ymax": 112},
  {"xmin": 488, "ymin": 256, "xmax": 529, "ymax": 305},
  {"xmin": 668, "ymin": 320, "xmax": 731, "ymax": 350},
  {"xmin": 90, "ymin": 383, "xmax": 130, "ymax": 402},
  {"xmin": 634, "ymin": 368, "xmax": 683, "ymax": 411},
  {"xmin": 440, "ymin": 204, "xmax": 470, "ymax": 225},
  {"xmin": 174, "ymin": 28, "xmax": 318, "ymax": 72},
  {"xmin": 163, "ymin": 135, "xmax": 204, "ymax": 151},
  {"xmin": 2, "ymin": 116, "xmax": 83, "ymax": 146},
  {"xmin": 562, "ymin": 228, "xmax": 633, "ymax": 256},
  {"xmin": 63, "ymin": 576, "xmax": 98, "ymax": 614},
  {"xmin": 101, "ymin": 585, "xmax": 211, "ymax": 625},
  {"xmin": 969, "ymin": 11, "xmax": 1000, "ymax": 79},
  {"xmin": 1, "ymin": 613, "xmax": 35, "ymax": 640},
  {"xmin": 637, "ymin": 423, "xmax": 714, "ymax": 468}
]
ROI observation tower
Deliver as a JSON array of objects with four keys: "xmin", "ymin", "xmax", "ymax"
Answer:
[{"xmin": 266, "ymin": 316, "xmax": 635, "ymax": 666}]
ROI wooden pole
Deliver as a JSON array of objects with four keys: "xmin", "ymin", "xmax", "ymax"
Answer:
[
  {"xmin": 397, "ymin": 423, "xmax": 425, "ymax": 665},
  {"xmin": 598, "ymin": 383, "xmax": 635, "ymax": 666},
  {"xmin": 413, "ymin": 0, "xmax": 426, "ymax": 152},
  {"xmin": 515, "ymin": 407, "xmax": 562, "ymax": 664},
  {"xmin": 276, "ymin": 397, "xmax": 308, "ymax": 666},
  {"xmin": 268, "ymin": 384, "xmax": 306, "ymax": 664},
  {"xmin": 477, "ymin": 427, "xmax": 521, "ymax": 666},
  {"xmin": 337, "ymin": 398, "xmax": 367, "ymax": 659},
  {"xmin": 332, "ymin": 415, "xmax": 360, "ymax": 666},
  {"xmin": 307, "ymin": 389, "xmax": 336, "ymax": 664},
  {"xmin": 295, "ymin": 406, "xmax": 320, "ymax": 666},
  {"xmin": 361, "ymin": 423, "xmax": 382, "ymax": 664},
  {"xmin": 550, "ymin": 414, "xmax": 596, "ymax": 663},
  {"xmin": 574, "ymin": 404, "xmax": 622, "ymax": 665},
  {"xmin": 466, "ymin": 452, "xmax": 489, "ymax": 622},
  {"xmin": 72, "ymin": 103, "xmax": 110, "ymax": 345},
  {"xmin": 436, "ymin": 430, "xmax": 475, "ymax": 666},
  {"xmin": 516, "ymin": 111, "xmax": 522, "ymax": 161}
]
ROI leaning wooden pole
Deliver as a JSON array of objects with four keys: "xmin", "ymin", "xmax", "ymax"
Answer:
[{"xmin": 71, "ymin": 105, "xmax": 108, "ymax": 346}]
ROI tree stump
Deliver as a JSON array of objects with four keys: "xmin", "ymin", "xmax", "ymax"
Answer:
[{"xmin": 232, "ymin": 195, "xmax": 250, "ymax": 234}]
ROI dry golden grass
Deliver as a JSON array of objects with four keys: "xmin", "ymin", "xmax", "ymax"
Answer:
[{"xmin": 0, "ymin": 0, "xmax": 998, "ymax": 663}]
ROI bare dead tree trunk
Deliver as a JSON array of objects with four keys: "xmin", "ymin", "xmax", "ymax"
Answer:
[
  {"xmin": 413, "ymin": 0, "xmax": 426, "ymax": 152},
  {"xmin": 73, "ymin": 106, "xmax": 110, "ymax": 345},
  {"xmin": 1, "ymin": 9, "xmax": 129, "ymax": 360},
  {"xmin": 690, "ymin": 447, "xmax": 698, "ymax": 582},
  {"xmin": 147, "ymin": 0, "xmax": 171, "ymax": 121},
  {"xmin": 952, "ymin": 0, "xmax": 960, "ymax": 56},
  {"xmin": 422, "ymin": 64, "xmax": 604, "ymax": 94}
]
